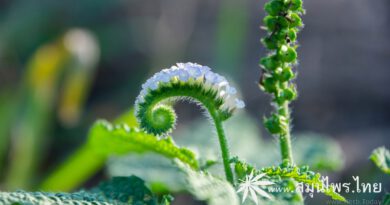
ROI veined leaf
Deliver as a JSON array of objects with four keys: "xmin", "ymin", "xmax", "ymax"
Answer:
[
  {"xmin": 1, "ymin": 176, "xmax": 157, "ymax": 205},
  {"xmin": 88, "ymin": 120, "xmax": 198, "ymax": 169}
]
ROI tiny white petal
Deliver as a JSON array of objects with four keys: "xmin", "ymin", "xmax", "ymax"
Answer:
[
  {"xmin": 176, "ymin": 63, "xmax": 185, "ymax": 68},
  {"xmin": 235, "ymin": 99, "xmax": 245, "ymax": 109},
  {"xmin": 137, "ymin": 96, "xmax": 145, "ymax": 103},
  {"xmin": 149, "ymin": 81, "xmax": 159, "ymax": 90},
  {"xmin": 214, "ymin": 74, "xmax": 224, "ymax": 84},
  {"xmin": 205, "ymin": 71, "xmax": 216, "ymax": 83},
  {"xmin": 227, "ymin": 86, "xmax": 237, "ymax": 95},
  {"xmin": 201, "ymin": 66, "xmax": 211, "ymax": 74},
  {"xmin": 160, "ymin": 73, "xmax": 170, "ymax": 83},
  {"xmin": 178, "ymin": 70, "xmax": 189, "ymax": 82},
  {"xmin": 219, "ymin": 90, "xmax": 227, "ymax": 98},
  {"xmin": 188, "ymin": 66, "xmax": 202, "ymax": 78}
]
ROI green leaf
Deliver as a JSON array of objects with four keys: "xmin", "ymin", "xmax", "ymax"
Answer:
[
  {"xmin": 88, "ymin": 120, "xmax": 198, "ymax": 169},
  {"xmin": 175, "ymin": 160, "xmax": 239, "ymax": 205},
  {"xmin": 1, "ymin": 176, "xmax": 157, "ymax": 205},
  {"xmin": 370, "ymin": 146, "xmax": 390, "ymax": 174},
  {"xmin": 92, "ymin": 176, "xmax": 156, "ymax": 204}
]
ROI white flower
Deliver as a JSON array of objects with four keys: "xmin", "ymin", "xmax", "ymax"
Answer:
[
  {"xmin": 237, "ymin": 171, "xmax": 274, "ymax": 205},
  {"xmin": 158, "ymin": 72, "xmax": 171, "ymax": 83},
  {"xmin": 178, "ymin": 70, "xmax": 190, "ymax": 82},
  {"xmin": 205, "ymin": 71, "xmax": 217, "ymax": 83},
  {"xmin": 149, "ymin": 80, "xmax": 159, "ymax": 90},
  {"xmin": 188, "ymin": 66, "xmax": 202, "ymax": 78},
  {"xmin": 135, "ymin": 62, "xmax": 246, "ymax": 117}
]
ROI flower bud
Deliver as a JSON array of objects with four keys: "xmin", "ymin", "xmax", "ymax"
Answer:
[
  {"xmin": 262, "ymin": 37, "xmax": 277, "ymax": 50},
  {"xmin": 280, "ymin": 46, "xmax": 297, "ymax": 63},
  {"xmin": 260, "ymin": 55, "xmax": 281, "ymax": 71},
  {"xmin": 265, "ymin": 0, "xmax": 285, "ymax": 16},
  {"xmin": 287, "ymin": 29, "xmax": 297, "ymax": 42},
  {"xmin": 282, "ymin": 86, "xmax": 297, "ymax": 101},
  {"xmin": 289, "ymin": 13, "xmax": 303, "ymax": 27},
  {"xmin": 290, "ymin": 0, "xmax": 303, "ymax": 11},
  {"xmin": 277, "ymin": 67, "xmax": 295, "ymax": 81},
  {"xmin": 277, "ymin": 16, "xmax": 290, "ymax": 29},
  {"xmin": 264, "ymin": 114, "xmax": 283, "ymax": 134},
  {"xmin": 264, "ymin": 16, "xmax": 278, "ymax": 31},
  {"xmin": 259, "ymin": 74, "xmax": 278, "ymax": 93}
]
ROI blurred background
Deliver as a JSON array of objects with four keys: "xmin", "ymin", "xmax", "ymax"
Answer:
[{"xmin": 0, "ymin": 0, "xmax": 388, "ymax": 204}]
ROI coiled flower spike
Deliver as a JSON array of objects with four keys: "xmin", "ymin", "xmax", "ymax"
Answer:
[
  {"xmin": 134, "ymin": 62, "xmax": 245, "ymax": 183},
  {"xmin": 135, "ymin": 62, "xmax": 245, "ymax": 135}
]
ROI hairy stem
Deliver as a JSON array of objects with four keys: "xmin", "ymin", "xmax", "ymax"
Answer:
[
  {"xmin": 279, "ymin": 102, "xmax": 293, "ymax": 164},
  {"xmin": 211, "ymin": 112, "xmax": 234, "ymax": 184}
]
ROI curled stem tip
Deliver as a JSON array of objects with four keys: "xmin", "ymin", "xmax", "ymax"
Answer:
[{"xmin": 134, "ymin": 62, "xmax": 245, "ymax": 183}]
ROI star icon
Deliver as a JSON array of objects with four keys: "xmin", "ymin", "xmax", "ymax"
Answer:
[{"xmin": 237, "ymin": 171, "xmax": 274, "ymax": 205}]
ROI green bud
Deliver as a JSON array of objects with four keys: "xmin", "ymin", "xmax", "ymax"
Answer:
[
  {"xmin": 280, "ymin": 46, "xmax": 297, "ymax": 62},
  {"xmin": 264, "ymin": 114, "xmax": 283, "ymax": 134},
  {"xmin": 274, "ymin": 29, "xmax": 288, "ymax": 43},
  {"xmin": 262, "ymin": 37, "xmax": 277, "ymax": 50},
  {"xmin": 265, "ymin": 0, "xmax": 285, "ymax": 16},
  {"xmin": 287, "ymin": 29, "xmax": 297, "ymax": 42},
  {"xmin": 290, "ymin": 0, "xmax": 303, "ymax": 11},
  {"xmin": 282, "ymin": 87, "xmax": 297, "ymax": 101},
  {"xmin": 275, "ymin": 86, "xmax": 297, "ymax": 104},
  {"xmin": 278, "ymin": 67, "xmax": 295, "ymax": 81},
  {"xmin": 277, "ymin": 16, "xmax": 290, "ymax": 29},
  {"xmin": 264, "ymin": 16, "xmax": 278, "ymax": 31},
  {"xmin": 259, "ymin": 55, "xmax": 281, "ymax": 70},
  {"xmin": 289, "ymin": 13, "xmax": 303, "ymax": 27},
  {"xmin": 234, "ymin": 162, "xmax": 248, "ymax": 179},
  {"xmin": 259, "ymin": 74, "xmax": 278, "ymax": 93}
]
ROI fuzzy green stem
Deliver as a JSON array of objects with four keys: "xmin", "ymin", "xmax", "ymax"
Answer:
[
  {"xmin": 211, "ymin": 112, "xmax": 234, "ymax": 184},
  {"xmin": 279, "ymin": 102, "xmax": 293, "ymax": 164}
]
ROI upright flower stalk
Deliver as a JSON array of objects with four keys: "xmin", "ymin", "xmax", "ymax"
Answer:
[{"xmin": 259, "ymin": 0, "xmax": 304, "ymax": 165}]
